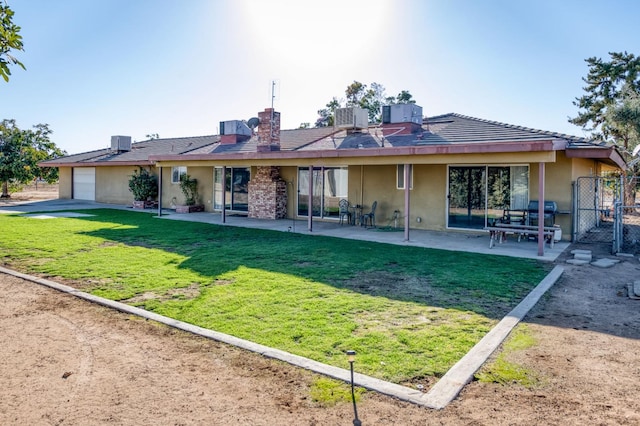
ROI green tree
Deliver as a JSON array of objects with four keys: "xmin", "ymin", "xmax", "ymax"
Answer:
[
  {"xmin": 315, "ymin": 97, "xmax": 341, "ymax": 127},
  {"xmin": 570, "ymin": 51, "xmax": 640, "ymax": 204},
  {"xmin": 0, "ymin": 120, "xmax": 65, "ymax": 198},
  {"xmin": 0, "ymin": 2, "xmax": 25, "ymax": 82},
  {"xmin": 570, "ymin": 52, "xmax": 640, "ymax": 145},
  {"xmin": 315, "ymin": 81, "xmax": 415, "ymax": 126}
]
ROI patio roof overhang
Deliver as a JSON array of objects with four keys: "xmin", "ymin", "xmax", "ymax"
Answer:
[
  {"xmin": 565, "ymin": 146, "xmax": 627, "ymax": 170},
  {"xmin": 151, "ymin": 140, "xmax": 558, "ymax": 167},
  {"xmin": 39, "ymin": 160, "xmax": 154, "ymax": 168}
]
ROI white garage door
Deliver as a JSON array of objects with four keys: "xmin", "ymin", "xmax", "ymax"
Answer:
[{"xmin": 73, "ymin": 167, "xmax": 96, "ymax": 201}]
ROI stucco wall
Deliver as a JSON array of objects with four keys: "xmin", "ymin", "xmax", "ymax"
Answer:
[
  {"xmin": 348, "ymin": 164, "xmax": 446, "ymax": 231},
  {"xmin": 58, "ymin": 167, "xmax": 72, "ymax": 199},
  {"xmin": 95, "ymin": 166, "xmax": 144, "ymax": 205},
  {"xmin": 160, "ymin": 166, "xmax": 214, "ymax": 211}
]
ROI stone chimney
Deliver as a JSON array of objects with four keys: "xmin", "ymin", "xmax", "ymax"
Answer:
[{"xmin": 257, "ymin": 108, "xmax": 280, "ymax": 152}]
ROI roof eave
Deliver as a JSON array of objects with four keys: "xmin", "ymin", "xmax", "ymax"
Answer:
[
  {"xmin": 38, "ymin": 160, "xmax": 154, "ymax": 168},
  {"xmin": 151, "ymin": 140, "xmax": 556, "ymax": 162},
  {"xmin": 565, "ymin": 146, "xmax": 627, "ymax": 170}
]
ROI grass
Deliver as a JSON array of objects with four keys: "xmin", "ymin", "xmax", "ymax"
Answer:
[
  {"xmin": 0, "ymin": 209, "xmax": 550, "ymax": 386},
  {"xmin": 475, "ymin": 324, "xmax": 541, "ymax": 387}
]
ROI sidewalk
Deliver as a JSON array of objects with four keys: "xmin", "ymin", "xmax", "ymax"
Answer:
[{"xmin": 0, "ymin": 198, "xmax": 569, "ymax": 261}]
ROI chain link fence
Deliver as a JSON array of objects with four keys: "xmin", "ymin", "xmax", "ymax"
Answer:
[{"xmin": 574, "ymin": 176, "xmax": 640, "ymax": 254}]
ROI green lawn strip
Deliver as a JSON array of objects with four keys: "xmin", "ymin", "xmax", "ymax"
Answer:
[
  {"xmin": 0, "ymin": 209, "xmax": 550, "ymax": 385},
  {"xmin": 475, "ymin": 324, "xmax": 542, "ymax": 387}
]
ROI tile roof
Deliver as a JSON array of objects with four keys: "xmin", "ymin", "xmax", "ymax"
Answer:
[
  {"xmin": 42, "ymin": 135, "xmax": 218, "ymax": 165},
  {"xmin": 42, "ymin": 112, "xmax": 613, "ymax": 166},
  {"xmin": 422, "ymin": 113, "xmax": 592, "ymax": 145}
]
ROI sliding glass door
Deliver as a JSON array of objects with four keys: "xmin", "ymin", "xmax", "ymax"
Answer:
[
  {"xmin": 297, "ymin": 167, "xmax": 348, "ymax": 218},
  {"xmin": 214, "ymin": 167, "xmax": 250, "ymax": 212},
  {"xmin": 448, "ymin": 166, "xmax": 486, "ymax": 228},
  {"xmin": 448, "ymin": 165, "xmax": 529, "ymax": 229}
]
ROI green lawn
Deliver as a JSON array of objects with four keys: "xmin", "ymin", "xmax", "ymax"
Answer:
[{"xmin": 0, "ymin": 209, "xmax": 549, "ymax": 386}]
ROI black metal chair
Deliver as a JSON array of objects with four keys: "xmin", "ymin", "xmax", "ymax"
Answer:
[
  {"xmin": 338, "ymin": 199, "xmax": 352, "ymax": 225},
  {"xmin": 360, "ymin": 200, "xmax": 377, "ymax": 228}
]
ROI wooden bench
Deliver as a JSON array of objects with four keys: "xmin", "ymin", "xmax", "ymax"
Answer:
[{"xmin": 484, "ymin": 224, "xmax": 558, "ymax": 249}]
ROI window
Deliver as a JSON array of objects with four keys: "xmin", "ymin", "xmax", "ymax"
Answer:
[
  {"xmin": 213, "ymin": 167, "xmax": 250, "ymax": 211},
  {"xmin": 297, "ymin": 167, "xmax": 348, "ymax": 218},
  {"xmin": 171, "ymin": 166, "xmax": 187, "ymax": 184},
  {"xmin": 447, "ymin": 165, "xmax": 529, "ymax": 229},
  {"xmin": 397, "ymin": 164, "xmax": 413, "ymax": 189}
]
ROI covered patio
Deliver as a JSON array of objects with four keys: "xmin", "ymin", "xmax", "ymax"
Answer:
[
  {"xmin": 157, "ymin": 209, "xmax": 569, "ymax": 262},
  {"xmin": 0, "ymin": 199, "xmax": 569, "ymax": 261}
]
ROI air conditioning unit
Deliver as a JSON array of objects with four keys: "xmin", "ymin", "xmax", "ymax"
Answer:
[
  {"xmin": 382, "ymin": 104, "xmax": 423, "ymax": 125},
  {"xmin": 111, "ymin": 135, "xmax": 132, "ymax": 152},
  {"xmin": 220, "ymin": 120, "xmax": 252, "ymax": 136},
  {"xmin": 335, "ymin": 107, "xmax": 369, "ymax": 129}
]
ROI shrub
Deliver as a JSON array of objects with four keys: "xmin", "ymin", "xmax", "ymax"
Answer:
[
  {"xmin": 179, "ymin": 174, "xmax": 199, "ymax": 206},
  {"xmin": 128, "ymin": 167, "xmax": 158, "ymax": 201}
]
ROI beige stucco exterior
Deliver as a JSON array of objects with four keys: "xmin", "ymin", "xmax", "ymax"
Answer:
[
  {"xmin": 58, "ymin": 167, "xmax": 72, "ymax": 199},
  {"xmin": 95, "ymin": 166, "xmax": 141, "ymax": 205},
  {"xmin": 53, "ymin": 147, "xmax": 622, "ymax": 243}
]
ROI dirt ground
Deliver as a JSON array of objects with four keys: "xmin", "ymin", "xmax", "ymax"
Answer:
[{"xmin": 1, "ymin": 189, "xmax": 640, "ymax": 425}]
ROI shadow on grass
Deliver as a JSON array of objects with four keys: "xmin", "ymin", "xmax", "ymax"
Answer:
[{"xmin": 72, "ymin": 209, "xmax": 548, "ymax": 320}]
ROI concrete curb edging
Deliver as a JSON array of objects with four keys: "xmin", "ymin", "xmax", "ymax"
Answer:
[
  {"xmin": 422, "ymin": 265, "xmax": 564, "ymax": 408},
  {"xmin": 0, "ymin": 265, "xmax": 563, "ymax": 410}
]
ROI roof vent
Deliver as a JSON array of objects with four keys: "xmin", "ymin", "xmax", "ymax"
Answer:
[
  {"xmin": 111, "ymin": 135, "xmax": 131, "ymax": 152},
  {"xmin": 335, "ymin": 107, "xmax": 368, "ymax": 129}
]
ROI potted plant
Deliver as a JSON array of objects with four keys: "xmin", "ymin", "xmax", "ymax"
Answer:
[
  {"xmin": 176, "ymin": 173, "xmax": 204, "ymax": 213},
  {"xmin": 128, "ymin": 167, "xmax": 158, "ymax": 208}
]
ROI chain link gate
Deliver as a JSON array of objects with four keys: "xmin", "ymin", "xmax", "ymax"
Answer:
[
  {"xmin": 574, "ymin": 175, "xmax": 640, "ymax": 254},
  {"xmin": 617, "ymin": 175, "xmax": 640, "ymax": 254}
]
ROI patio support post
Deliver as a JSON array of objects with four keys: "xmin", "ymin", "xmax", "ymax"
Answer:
[
  {"xmin": 404, "ymin": 163, "xmax": 410, "ymax": 241},
  {"xmin": 157, "ymin": 166, "xmax": 162, "ymax": 217},
  {"xmin": 538, "ymin": 162, "xmax": 545, "ymax": 256},
  {"xmin": 308, "ymin": 165, "xmax": 313, "ymax": 232},
  {"xmin": 222, "ymin": 166, "xmax": 226, "ymax": 224}
]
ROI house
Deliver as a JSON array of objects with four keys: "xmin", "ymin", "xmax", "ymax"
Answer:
[{"xmin": 41, "ymin": 105, "xmax": 625, "ymax": 248}]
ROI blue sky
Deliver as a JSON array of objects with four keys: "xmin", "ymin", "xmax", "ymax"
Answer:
[{"xmin": 1, "ymin": 0, "xmax": 638, "ymax": 154}]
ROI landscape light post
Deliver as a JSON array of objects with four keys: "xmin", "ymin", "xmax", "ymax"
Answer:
[{"xmin": 346, "ymin": 350, "xmax": 361, "ymax": 426}]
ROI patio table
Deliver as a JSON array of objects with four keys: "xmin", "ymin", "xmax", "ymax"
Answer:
[{"xmin": 350, "ymin": 205, "xmax": 362, "ymax": 226}]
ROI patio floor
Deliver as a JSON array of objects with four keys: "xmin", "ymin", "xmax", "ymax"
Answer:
[{"xmin": 0, "ymin": 199, "xmax": 569, "ymax": 261}]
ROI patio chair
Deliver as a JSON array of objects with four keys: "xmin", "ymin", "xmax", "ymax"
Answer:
[
  {"xmin": 338, "ymin": 199, "xmax": 352, "ymax": 225},
  {"xmin": 360, "ymin": 200, "xmax": 377, "ymax": 228}
]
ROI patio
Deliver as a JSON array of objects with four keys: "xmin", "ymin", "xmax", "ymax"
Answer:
[{"xmin": 0, "ymin": 199, "xmax": 568, "ymax": 261}]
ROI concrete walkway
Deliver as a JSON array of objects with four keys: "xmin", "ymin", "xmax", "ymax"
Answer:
[{"xmin": 0, "ymin": 199, "xmax": 569, "ymax": 261}]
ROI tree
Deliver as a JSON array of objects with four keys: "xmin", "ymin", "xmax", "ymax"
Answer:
[
  {"xmin": 570, "ymin": 52, "xmax": 640, "ymax": 143},
  {"xmin": 0, "ymin": 2, "xmax": 25, "ymax": 82},
  {"xmin": 315, "ymin": 81, "xmax": 415, "ymax": 127},
  {"xmin": 570, "ymin": 51, "xmax": 640, "ymax": 205},
  {"xmin": 0, "ymin": 120, "xmax": 65, "ymax": 198}
]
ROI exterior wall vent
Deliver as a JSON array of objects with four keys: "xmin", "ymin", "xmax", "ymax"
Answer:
[
  {"xmin": 382, "ymin": 104, "xmax": 423, "ymax": 125},
  {"xmin": 111, "ymin": 135, "xmax": 132, "ymax": 152},
  {"xmin": 335, "ymin": 107, "xmax": 369, "ymax": 129}
]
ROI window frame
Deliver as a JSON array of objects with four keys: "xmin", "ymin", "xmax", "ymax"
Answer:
[
  {"xmin": 171, "ymin": 166, "xmax": 187, "ymax": 184},
  {"xmin": 396, "ymin": 164, "xmax": 413, "ymax": 190}
]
